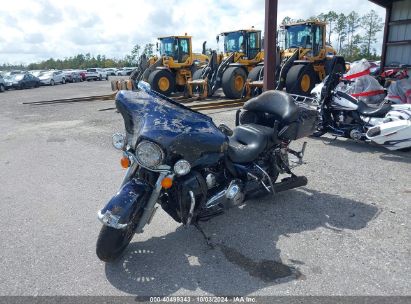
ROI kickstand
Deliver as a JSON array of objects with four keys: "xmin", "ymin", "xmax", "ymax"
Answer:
[
  {"xmin": 323, "ymin": 136, "xmax": 338, "ymax": 145},
  {"xmin": 194, "ymin": 222, "xmax": 215, "ymax": 249}
]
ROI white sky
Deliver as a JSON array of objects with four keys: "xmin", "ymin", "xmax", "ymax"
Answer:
[{"xmin": 0, "ymin": 0, "xmax": 386, "ymax": 64}]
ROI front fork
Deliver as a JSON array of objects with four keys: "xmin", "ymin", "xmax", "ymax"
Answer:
[
  {"xmin": 134, "ymin": 171, "xmax": 169, "ymax": 233},
  {"xmin": 98, "ymin": 153, "xmax": 173, "ymax": 233}
]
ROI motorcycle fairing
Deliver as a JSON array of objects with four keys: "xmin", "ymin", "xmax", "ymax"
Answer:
[{"xmin": 115, "ymin": 90, "xmax": 227, "ymax": 164}]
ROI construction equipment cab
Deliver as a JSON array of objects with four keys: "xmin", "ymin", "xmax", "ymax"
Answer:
[
  {"xmin": 188, "ymin": 29, "xmax": 264, "ymax": 99},
  {"xmin": 280, "ymin": 21, "xmax": 345, "ymax": 95},
  {"xmin": 247, "ymin": 21, "xmax": 345, "ymax": 96},
  {"xmin": 130, "ymin": 34, "xmax": 208, "ymax": 96}
]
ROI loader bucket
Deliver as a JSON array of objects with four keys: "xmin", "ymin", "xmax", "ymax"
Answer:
[
  {"xmin": 110, "ymin": 79, "xmax": 134, "ymax": 91},
  {"xmin": 243, "ymin": 79, "xmax": 263, "ymax": 98},
  {"xmin": 186, "ymin": 78, "xmax": 209, "ymax": 99}
]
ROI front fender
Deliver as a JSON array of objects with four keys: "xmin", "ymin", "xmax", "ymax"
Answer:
[{"xmin": 98, "ymin": 179, "xmax": 152, "ymax": 229}]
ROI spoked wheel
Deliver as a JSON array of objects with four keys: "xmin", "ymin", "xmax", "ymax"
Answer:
[{"xmin": 96, "ymin": 209, "xmax": 143, "ymax": 262}]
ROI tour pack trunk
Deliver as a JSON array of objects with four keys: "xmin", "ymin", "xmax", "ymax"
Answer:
[{"xmin": 278, "ymin": 104, "xmax": 319, "ymax": 140}]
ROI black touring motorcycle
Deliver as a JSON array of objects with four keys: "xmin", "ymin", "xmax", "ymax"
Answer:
[{"xmin": 96, "ymin": 82, "xmax": 318, "ymax": 262}]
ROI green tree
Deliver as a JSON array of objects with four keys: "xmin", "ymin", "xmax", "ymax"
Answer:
[
  {"xmin": 326, "ymin": 11, "xmax": 338, "ymax": 44},
  {"xmin": 130, "ymin": 44, "xmax": 141, "ymax": 65},
  {"xmin": 361, "ymin": 10, "xmax": 384, "ymax": 57},
  {"xmin": 143, "ymin": 43, "xmax": 155, "ymax": 57},
  {"xmin": 346, "ymin": 11, "xmax": 361, "ymax": 58},
  {"xmin": 281, "ymin": 16, "xmax": 294, "ymax": 25},
  {"xmin": 335, "ymin": 13, "xmax": 348, "ymax": 53}
]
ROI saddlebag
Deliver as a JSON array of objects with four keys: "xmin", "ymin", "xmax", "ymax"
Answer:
[{"xmin": 278, "ymin": 104, "xmax": 319, "ymax": 140}]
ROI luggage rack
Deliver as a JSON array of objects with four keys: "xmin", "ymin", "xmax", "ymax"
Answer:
[{"xmin": 290, "ymin": 94, "xmax": 319, "ymax": 108}]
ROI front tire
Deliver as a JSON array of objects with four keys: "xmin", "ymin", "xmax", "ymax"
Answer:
[
  {"xmin": 222, "ymin": 66, "xmax": 247, "ymax": 99},
  {"xmin": 50, "ymin": 79, "xmax": 55, "ymax": 86},
  {"xmin": 0, "ymin": 84, "xmax": 5, "ymax": 92},
  {"xmin": 96, "ymin": 206, "xmax": 144, "ymax": 262},
  {"xmin": 96, "ymin": 225, "xmax": 135, "ymax": 262}
]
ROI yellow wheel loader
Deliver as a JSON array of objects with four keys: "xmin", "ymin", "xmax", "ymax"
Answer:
[
  {"xmin": 129, "ymin": 35, "xmax": 209, "ymax": 96},
  {"xmin": 187, "ymin": 29, "xmax": 264, "ymax": 99},
  {"xmin": 246, "ymin": 21, "xmax": 345, "ymax": 97}
]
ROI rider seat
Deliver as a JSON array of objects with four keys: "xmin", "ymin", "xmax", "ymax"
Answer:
[
  {"xmin": 228, "ymin": 124, "xmax": 275, "ymax": 163},
  {"xmin": 357, "ymin": 100, "xmax": 391, "ymax": 117},
  {"xmin": 243, "ymin": 90, "xmax": 299, "ymax": 125}
]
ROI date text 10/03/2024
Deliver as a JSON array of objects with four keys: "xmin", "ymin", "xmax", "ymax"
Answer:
[{"xmin": 149, "ymin": 296, "xmax": 257, "ymax": 303}]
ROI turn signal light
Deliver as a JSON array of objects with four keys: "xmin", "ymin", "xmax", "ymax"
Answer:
[
  {"xmin": 120, "ymin": 156, "xmax": 130, "ymax": 169},
  {"xmin": 161, "ymin": 177, "xmax": 173, "ymax": 189}
]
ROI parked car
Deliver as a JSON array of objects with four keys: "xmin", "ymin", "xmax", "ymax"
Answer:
[
  {"xmin": 116, "ymin": 67, "xmax": 134, "ymax": 76},
  {"xmin": 105, "ymin": 68, "xmax": 117, "ymax": 76},
  {"xmin": 0, "ymin": 75, "xmax": 6, "ymax": 92},
  {"xmin": 29, "ymin": 70, "xmax": 46, "ymax": 77},
  {"xmin": 63, "ymin": 70, "xmax": 82, "ymax": 83},
  {"xmin": 78, "ymin": 70, "xmax": 87, "ymax": 81},
  {"xmin": 39, "ymin": 70, "xmax": 66, "ymax": 85},
  {"xmin": 85, "ymin": 68, "xmax": 108, "ymax": 81},
  {"xmin": 4, "ymin": 73, "xmax": 40, "ymax": 89}
]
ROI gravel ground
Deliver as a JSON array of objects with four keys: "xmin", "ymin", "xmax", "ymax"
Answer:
[{"xmin": 0, "ymin": 80, "xmax": 409, "ymax": 296}]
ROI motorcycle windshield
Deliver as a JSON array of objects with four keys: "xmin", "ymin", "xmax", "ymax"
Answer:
[{"xmin": 115, "ymin": 88, "xmax": 226, "ymax": 163}]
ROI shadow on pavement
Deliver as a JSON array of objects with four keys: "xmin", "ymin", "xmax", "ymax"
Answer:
[
  {"xmin": 105, "ymin": 188, "xmax": 379, "ymax": 296},
  {"xmin": 310, "ymin": 136, "xmax": 411, "ymax": 164}
]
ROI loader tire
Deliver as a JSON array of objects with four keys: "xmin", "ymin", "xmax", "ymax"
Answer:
[
  {"xmin": 148, "ymin": 69, "xmax": 175, "ymax": 96},
  {"xmin": 248, "ymin": 66, "xmax": 264, "ymax": 81},
  {"xmin": 222, "ymin": 67, "xmax": 247, "ymax": 99},
  {"xmin": 192, "ymin": 68, "xmax": 204, "ymax": 80},
  {"xmin": 286, "ymin": 64, "xmax": 317, "ymax": 96}
]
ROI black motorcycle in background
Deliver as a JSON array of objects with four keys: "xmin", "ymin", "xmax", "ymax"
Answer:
[{"xmin": 96, "ymin": 82, "xmax": 318, "ymax": 262}]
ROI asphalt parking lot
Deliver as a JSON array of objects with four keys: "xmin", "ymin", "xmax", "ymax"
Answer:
[{"xmin": 0, "ymin": 80, "xmax": 409, "ymax": 296}]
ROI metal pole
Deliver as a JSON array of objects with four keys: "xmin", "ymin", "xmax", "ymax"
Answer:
[
  {"xmin": 263, "ymin": 0, "xmax": 278, "ymax": 91},
  {"xmin": 381, "ymin": 4, "xmax": 391, "ymax": 70}
]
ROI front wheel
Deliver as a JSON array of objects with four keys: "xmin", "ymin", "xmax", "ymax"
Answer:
[
  {"xmin": 96, "ymin": 225, "xmax": 135, "ymax": 262},
  {"xmin": 0, "ymin": 84, "xmax": 5, "ymax": 92},
  {"xmin": 96, "ymin": 205, "xmax": 144, "ymax": 262}
]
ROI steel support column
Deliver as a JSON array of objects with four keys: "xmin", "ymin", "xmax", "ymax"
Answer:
[{"xmin": 263, "ymin": 0, "xmax": 278, "ymax": 91}]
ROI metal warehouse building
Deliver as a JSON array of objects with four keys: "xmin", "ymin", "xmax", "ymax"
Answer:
[{"xmin": 371, "ymin": 0, "xmax": 411, "ymax": 67}]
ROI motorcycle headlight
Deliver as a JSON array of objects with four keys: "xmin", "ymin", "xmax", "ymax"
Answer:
[
  {"xmin": 135, "ymin": 141, "xmax": 164, "ymax": 168},
  {"xmin": 174, "ymin": 160, "xmax": 191, "ymax": 176},
  {"xmin": 112, "ymin": 133, "xmax": 126, "ymax": 150}
]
